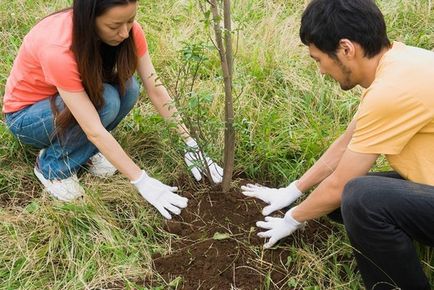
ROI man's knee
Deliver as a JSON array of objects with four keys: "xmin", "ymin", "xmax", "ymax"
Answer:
[
  {"xmin": 342, "ymin": 176, "xmax": 387, "ymax": 212},
  {"xmin": 341, "ymin": 176, "xmax": 392, "ymax": 236},
  {"xmin": 342, "ymin": 177, "xmax": 368, "ymax": 209},
  {"xmin": 341, "ymin": 177, "xmax": 379, "ymax": 227}
]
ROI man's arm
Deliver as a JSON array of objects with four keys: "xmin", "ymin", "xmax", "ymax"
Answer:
[
  {"xmin": 293, "ymin": 149, "xmax": 378, "ymax": 222},
  {"xmin": 296, "ymin": 118, "xmax": 357, "ymax": 192},
  {"xmin": 255, "ymin": 148, "xmax": 378, "ymax": 248},
  {"xmin": 241, "ymin": 118, "xmax": 358, "ymax": 216}
]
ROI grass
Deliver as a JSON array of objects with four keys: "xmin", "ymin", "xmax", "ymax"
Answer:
[{"xmin": 0, "ymin": 0, "xmax": 433, "ymax": 288}]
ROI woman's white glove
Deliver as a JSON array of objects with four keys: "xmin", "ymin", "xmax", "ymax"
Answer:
[
  {"xmin": 184, "ymin": 138, "xmax": 223, "ymax": 184},
  {"xmin": 241, "ymin": 181, "xmax": 302, "ymax": 215},
  {"xmin": 131, "ymin": 170, "xmax": 188, "ymax": 219},
  {"xmin": 256, "ymin": 207, "xmax": 305, "ymax": 249}
]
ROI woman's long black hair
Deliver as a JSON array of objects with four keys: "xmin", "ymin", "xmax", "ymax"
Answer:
[{"xmin": 54, "ymin": 0, "xmax": 138, "ymax": 136}]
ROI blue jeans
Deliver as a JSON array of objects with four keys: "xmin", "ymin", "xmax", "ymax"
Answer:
[
  {"xmin": 329, "ymin": 172, "xmax": 434, "ymax": 290},
  {"xmin": 5, "ymin": 78, "xmax": 140, "ymax": 180}
]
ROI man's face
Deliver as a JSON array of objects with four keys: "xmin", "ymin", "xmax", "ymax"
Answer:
[
  {"xmin": 308, "ymin": 44, "xmax": 356, "ymax": 91},
  {"xmin": 95, "ymin": 2, "xmax": 137, "ymax": 46}
]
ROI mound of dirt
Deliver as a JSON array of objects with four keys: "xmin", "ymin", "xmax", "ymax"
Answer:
[{"xmin": 151, "ymin": 181, "xmax": 336, "ymax": 289}]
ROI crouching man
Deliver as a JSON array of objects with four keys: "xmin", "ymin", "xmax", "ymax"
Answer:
[{"xmin": 242, "ymin": 1, "xmax": 434, "ymax": 289}]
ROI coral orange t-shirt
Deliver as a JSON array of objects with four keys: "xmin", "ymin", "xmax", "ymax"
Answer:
[
  {"xmin": 3, "ymin": 9, "xmax": 148, "ymax": 113},
  {"xmin": 349, "ymin": 42, "xmax": 434, "ymax": 186}
]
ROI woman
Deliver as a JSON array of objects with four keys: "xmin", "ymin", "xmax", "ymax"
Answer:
[{"xmin": 2, "ymin": 0, "xmax": 223, "ymax": 219}]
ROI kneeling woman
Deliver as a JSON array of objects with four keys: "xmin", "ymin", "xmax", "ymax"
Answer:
[{"xmin": 3, "ymin": 0, "xmax": 222, "ymax": 219}]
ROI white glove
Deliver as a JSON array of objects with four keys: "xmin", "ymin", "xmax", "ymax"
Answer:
[
  {"xmin": 131, "ymin": 170, "xmax": 188, "ymax": 219},
  {"xmin": 241, "ymin": 181, "xmax": 302, "ymax": 215},
  {"xmin": 184, "ymin": 138, "xmax": 223, "ymax": 184},
  {"xmin": 256, "ymin": 207, "xmax": 305, "ymax": 249}
]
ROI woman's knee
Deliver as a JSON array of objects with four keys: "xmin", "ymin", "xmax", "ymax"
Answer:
[
  {"xmin": 122, "ymin": 77, "xmax": 140, "ymax": 107},
  {"xmin": 100, "ymin": 84, "xmax": 121, "ymax": 126}
]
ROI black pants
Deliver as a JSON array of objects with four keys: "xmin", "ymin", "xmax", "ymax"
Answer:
[{"xmin": 329, "ymin": 172, "xmax": 434, "ymax": 290}]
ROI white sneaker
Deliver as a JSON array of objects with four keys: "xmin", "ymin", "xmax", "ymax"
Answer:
[
  {"xmin": 88, "ymin": 152, "xmax": 117, "ymax": 178},
  {"xmin": 34, "ymin": 166, "xmax": 84, "ymax": 201}
]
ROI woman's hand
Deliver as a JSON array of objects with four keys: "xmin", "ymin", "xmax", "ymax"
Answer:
[
  {"xmin": 132, "ymin": 170, "xmax": 188, "ymax": 219},
  {"xmin": 184, "ymin": 138, "xmax": 224, "ymax": 184}
]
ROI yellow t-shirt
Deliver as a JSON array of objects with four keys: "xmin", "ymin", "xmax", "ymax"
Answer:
[{"xmin": 349, "ymin": 42, "xmax": 434, "ymax": 186}]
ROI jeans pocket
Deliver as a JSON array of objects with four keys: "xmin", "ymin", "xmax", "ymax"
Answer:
[
  {"xmin": 4, "ymin": 111, "xmax": 25, "ymax": 135},
  {"xmin": 5, "ymin": 108, "xmax": 54, "ymax": 148}
]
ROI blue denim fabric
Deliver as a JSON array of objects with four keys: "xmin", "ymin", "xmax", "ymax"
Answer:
[{"xmin": 5, "ymin": 78, "xmax": 139, "ymax": 180}]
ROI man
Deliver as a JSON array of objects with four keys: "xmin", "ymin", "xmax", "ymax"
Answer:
[{"xmin": 242, "ymin": 0, "xmax": 434, "ymax": 289}]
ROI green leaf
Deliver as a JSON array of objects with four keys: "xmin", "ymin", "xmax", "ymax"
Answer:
[
  {"xmin": 24, "ymin": 201, "xmax": 39, "ymax": 213},
  {"xmin": 212, "ymin": 232, "xmax": 231, "ymax": 240},
  {"xmin": 168, "ymin": 276, "xmax": 183, "ymax": 287}
]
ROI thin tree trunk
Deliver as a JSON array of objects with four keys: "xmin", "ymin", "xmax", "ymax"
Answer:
[
  {"xmin": 209, "ymin": 0, "xmax": 235, "ymax": 192},
  {"xmin": 222, "ymin": 0, "xmax": 235, "ymax": 192}
]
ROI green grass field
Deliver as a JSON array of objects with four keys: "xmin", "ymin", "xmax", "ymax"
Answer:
[{"xmin": 0, "ymin": 0, "xmax": 433, "ymax": 289}]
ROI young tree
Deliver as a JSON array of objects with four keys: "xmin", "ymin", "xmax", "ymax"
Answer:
[
  {"xmin": 208, "ymin": 0, "xmax": 235, "ymax": 192},
  {"xmin": 172, "ymin": 0, "xmax": 235, "ymax": 191}
]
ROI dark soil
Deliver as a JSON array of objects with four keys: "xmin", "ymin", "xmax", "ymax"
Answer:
[{"xmin": 150, "ymin": 180, "xmax": 337, "ymax": 290}]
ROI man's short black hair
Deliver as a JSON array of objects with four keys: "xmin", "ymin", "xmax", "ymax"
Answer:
[{"xmin": 300, "ymin": 0, "xmax": 391, "ymax": 58}]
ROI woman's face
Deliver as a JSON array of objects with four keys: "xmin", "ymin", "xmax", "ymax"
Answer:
[{"xmin": 95, "ymin": 2, "xmax": 138, "ymax": 46}]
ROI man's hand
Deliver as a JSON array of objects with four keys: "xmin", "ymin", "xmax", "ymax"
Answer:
[
  {"xmin": 184, "ymin": 138, "xmax": 223, "ymax": 184},
  {"xmin": 257, "ymin": 207, "xmax": 304, "ymax": 248},
  {"xmin": 132, "ymin": 171, "xmax": 188, "ymax": 219},
  {"xmin": 241, "ymin": 181, "xmax": 302, "ymax": 215}
]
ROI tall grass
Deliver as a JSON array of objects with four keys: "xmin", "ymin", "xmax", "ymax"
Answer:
[{"xmin": 0, "ymin": 0, "xmax": 433, "ymax": 288}]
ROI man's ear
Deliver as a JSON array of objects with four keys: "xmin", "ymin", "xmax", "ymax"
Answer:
[{"xmin": 338, "ymin": 39, "xmax": 356, "ymax": 59}]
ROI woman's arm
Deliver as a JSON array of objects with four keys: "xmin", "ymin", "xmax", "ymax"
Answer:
[
  {"xmin": 135, "ymin": 52, "xmax": 224, "ymax": 183},
  {"xmin": 57, "ymin": 87, "xmax": 188, "ymax": 218},
  {"xmin": 57, "ymin": 87, "xmax": 142, "ymax": 181},
  {"xmin": 136, "ymin": 52, "xmax": 191, "ymax": 140}
]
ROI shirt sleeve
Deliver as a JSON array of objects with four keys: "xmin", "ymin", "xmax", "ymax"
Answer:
[
  {"xmin": 132, "ymin": 21, "xmax": 148, "ymax": 57},
  {"xmin": 349, "ymin": 84, "xmax": 433, "ymax": 155},
  {"xmin": 39, "ymin": 45, "xmax": 85, "ymax": 92}
]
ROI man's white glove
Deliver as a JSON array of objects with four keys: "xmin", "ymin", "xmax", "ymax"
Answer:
[
  {"xmin": 256, "ymin": 207, "xmax": 305, "ymax": 249},
  {"xmin": 241, "ymin": 181, "xmax": 302, "ymax": 215},
  {"xmin": 184, "ymin": 138, "xmax": 223, "ymax": 184},
  {"xmin": 131, "ymin": 170, "xmax": 188, "ymax": 219}
]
